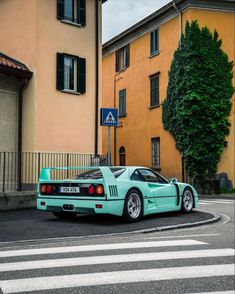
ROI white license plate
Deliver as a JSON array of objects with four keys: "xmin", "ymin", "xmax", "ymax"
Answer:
[{"xmin": 60, "ymin": 187, "xmax": 80, "ymax": 193}]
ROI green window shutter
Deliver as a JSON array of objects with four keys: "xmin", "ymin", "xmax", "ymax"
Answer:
[
  {"xmin": 155, "ymin": 29, "xmax": 159, "ymax": 52},
  {"xmin": 56, "ymin": 53, "xmax": 64, "ymax": 90},
  {"xmin": 119, "ymin": 89, "xmax": 126, "ymax": 116},
  {"xmin": 150, "ymin": 31, "xmax": 154, "ymax": 55},
  {"xmin": 150, "ymin": 29, "xmax": 159, "ymax": 55},
  {"xmin": 77, "ymin": 0, "xmax": 86, "ymax": 26},
  {"xmin": 57, "ymin": 0, "xmax": 64, "ymax": 20},
  {"xmin": 126, "ymin": 44, "xmax": 130, "ymax": 67},
  {"xmin": 115, "ymin": 50, "xmax": 119, "ymax": 72},
  {"xmin": 77, "ymin": 57, "xmax": 86, "ymax": 94}
]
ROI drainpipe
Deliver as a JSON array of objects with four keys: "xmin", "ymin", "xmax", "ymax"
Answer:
[
  {"xmin": 17, "ymin": 80, "xmax": 27, "ymax": 191},
  {"xmin": 94, "ymin": 0, "xmax": 99, "ymax": 156},
  {"xmin": 173, "ymin": 0, "xmax": 182, "ymax": 44}
]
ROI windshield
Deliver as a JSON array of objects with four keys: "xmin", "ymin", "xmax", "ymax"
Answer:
[{"xmin": 75, "ymin": 168, "xmax": 126, "ymax": 179}]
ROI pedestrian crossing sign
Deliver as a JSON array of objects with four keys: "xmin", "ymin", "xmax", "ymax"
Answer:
[{"xmin": 100, "ymin": 108, "xmax": 118, "ymax": 126}]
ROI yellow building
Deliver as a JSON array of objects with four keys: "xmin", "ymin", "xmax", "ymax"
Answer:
[{"xmin": 102, "ymin": 0, "xmax": 235, "ymax": 186}]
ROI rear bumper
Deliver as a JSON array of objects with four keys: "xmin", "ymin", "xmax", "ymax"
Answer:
[{"xmin": 37, "ymin": 197, "xmax": 124, "ymax": 216}]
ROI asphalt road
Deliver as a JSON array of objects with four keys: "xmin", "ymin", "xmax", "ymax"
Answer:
[
  {"xmin": 0, "ymin": 206, "xmax": 215, "ymax": 243},
  {"xmin": 0, "ymin": 196, "xmax": 234, "ymax": 293}
]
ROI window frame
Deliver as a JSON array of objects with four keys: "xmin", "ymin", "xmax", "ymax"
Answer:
[
  {"xmin": 119, "ymin": 89, "xmax": 126, "ymax": 117},
  {"xmin": 56, "ymin": 53, "xmax": 86, "ymax": 95},
  {"xmin": 115, "ymin": 44, "xmax": 130, "ymax": 72},
  {"xmin": 151, "ymin": 137, "xmax": 160, "ymax": 169},
  {"xmin": 57, "ymin": 0, "xmax": 86, "ymax": 27},
  {"xmin": 150, "ymin": 73, "xmax": 160, "ymax": 108},
  {"xmin": 150, "ymin": 29, "xmax": 159, "ymax": 56}
]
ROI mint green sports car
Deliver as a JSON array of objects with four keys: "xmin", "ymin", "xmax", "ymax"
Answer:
[{"xmin": 37, "ymin": 166, "xmax": 198, "ymax": 222}]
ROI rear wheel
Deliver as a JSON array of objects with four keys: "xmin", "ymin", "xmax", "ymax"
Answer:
[
  {"xmin": 181, "ymin": 188, "xmax": 194, "ymax": 213},
  {"xmin": 53, "ymin": 211, "xmax": 77, "ymax": 219},
  {"xmin": 123, "ymin": 189, "xmax": 143, "ymax": 222}
]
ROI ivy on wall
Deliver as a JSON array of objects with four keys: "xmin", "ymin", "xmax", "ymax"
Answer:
[{"xmin": 162, "ymin": 21, "xmax": 234, "ymax": 178}]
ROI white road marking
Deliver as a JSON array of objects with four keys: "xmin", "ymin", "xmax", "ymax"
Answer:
[
  {"xmin": 0, "ymin": 264, "xmax": 234, "ymax": 293},
  {"xmin": 199, "ymin": 200, "xmax": 234, "ymax": 204},
  {"xmin": 0, "ymin": 239, "xmax": 207, "ymax": 258},
  {"xmin": 189, "ymin": 291, "xmax": 235, "ymax": 294},
  {"xmin": 0, "ymin": 248, "xmax": 233, "ymax": 272},
  {"xmin": 146, "ymin": 233, "xmax": 220, "ymax": 239}
]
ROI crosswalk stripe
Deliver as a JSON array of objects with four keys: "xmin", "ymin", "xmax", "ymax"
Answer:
[
  {"xmin": 0, "ymin": 264, "xmax": 234, "ymax": 293},
  {"xmin": 0, "ymin": 248, "xmax": 234, "ymax": 272},
  {"xmin": 199, "ymin": 200, "xmax": 234, "ymax": 204},
  {"xmin": 189, "ymin": 291, "xmax": 235, "ymax": 294},
  {"xmin": 0, "ymin": 239, "xmax": 206, "ymax": 258}
]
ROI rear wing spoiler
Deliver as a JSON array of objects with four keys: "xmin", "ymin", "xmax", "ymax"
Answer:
[{"xmin": 39, "ymin": 166, "xmax": 117, "ymax": 184}]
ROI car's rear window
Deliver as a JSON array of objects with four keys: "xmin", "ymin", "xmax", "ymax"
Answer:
[{"xmin": 75, "ymin": 168, "xmax": 126, "ymax": 179}]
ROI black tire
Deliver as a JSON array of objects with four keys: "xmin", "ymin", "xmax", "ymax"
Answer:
[
  {"xmin": 53, "ymin": 211, "xmax": 77, "ymax": 219},
  {"xmin": 123, "ymin": 189, "xmax": 143, "ymax": 222},
  {"xmin": 181, "ymin": 188, "xmax": 194, "ymax": 213}
]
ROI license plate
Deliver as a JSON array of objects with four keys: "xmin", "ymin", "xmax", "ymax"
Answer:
[{"xmin": 60, "ymin": 187, "xmax": 80, "ymax": 193}]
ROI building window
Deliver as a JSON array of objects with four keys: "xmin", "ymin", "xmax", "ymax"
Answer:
[
  {"xmin": 119, "ymin": 89, "xmax": 126, "ymax": 117},
  {"xmin": 56, "ymin": 53, "xmax": 86, "ymax": 94},
  {"xmin": 150, "ymin": 29, "xmax": 159, "ymax": 56},
  {"xmin": 119, "ymin": 146, "xmax": 126, "ymax": 166},
  {"xmin": 151, "ymin": 137, "xmax": 160, "ymax": 168},
  {"xmin": 116, "ymin": 45, "xmax": 130, "ymax": 72},
  {"xmin": 57, "ymin": 0, "xmax": 86, "ymax": 26},
  {"xmin": 150, "ymin": 74, "xmax": 160, "ymax": 107}
]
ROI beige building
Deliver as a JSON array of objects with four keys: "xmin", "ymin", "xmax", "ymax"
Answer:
[
  {"xmin": 0, "ymin": 0, "xmax": 107, "ymax": 191},
  {"xmin": 0, "ymin": 0, "xmax": 106, "ymax": 155}
]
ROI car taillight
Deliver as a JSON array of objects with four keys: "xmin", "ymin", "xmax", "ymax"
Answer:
[
  {"xmin": 47, "ymin": 185, "xmax": 53, "ymax": 194},
  {"xmin": 40, "ymin": 184, "xmax": 53, "ymax": 194},
  {"xmin": 88, "ymin": 185, "xmax": 95, "ymax": 195},
  {"xmin": 40, "ymin": 185, "xmax": 47, "ymax": 193},
  {"xmin": 96, "ymin": 185, "xmax": 104, "ymax": 195}
]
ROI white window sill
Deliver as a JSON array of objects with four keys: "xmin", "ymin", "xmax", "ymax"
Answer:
[
  {"xmin": 61, "ymin": 19, "xmax": 82, "ymax": 27},
  {"xmin": 61, "ymin": 89, "xmax": 81, "ymax": 95}
]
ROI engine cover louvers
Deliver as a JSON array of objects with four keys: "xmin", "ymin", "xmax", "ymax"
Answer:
[{"xmin": 109, "ymin": 185, "xmax": 118, "ymax": 197}]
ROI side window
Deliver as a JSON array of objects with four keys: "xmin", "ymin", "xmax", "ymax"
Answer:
[
  {"xmin": 115, "ymin": 44, "xmax": 130, "ymax": 72},
  {"xmin": 130, "ymin": 170, "xmax": 144, "ymax": 181},
  {"xmin": 57, "ymin": 0, "xmax": 86, "ymax": 26},
  {"xmin": 150, "ymin": 29, "xmax": 159, "ymax": 56},
  {"xmin": 56, "ymin": 53, "xmax": 86, "ymax": 94},
  {"xmin": 138, "ymin": 169, "xmax": 168, "ymax": 184}
]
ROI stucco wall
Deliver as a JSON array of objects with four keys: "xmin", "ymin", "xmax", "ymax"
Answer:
[
  {"xmin": 102, "ymin": 7, "xmax": 235, "ymax": 185},
  {"xmin": 0, "ymin": 0, "xmax": 102, "ymax": 154}
]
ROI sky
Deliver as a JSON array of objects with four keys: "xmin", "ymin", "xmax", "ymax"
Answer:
[{"xmin": 102, "ymin": 0, "xmax": 171, "ymax": 43}]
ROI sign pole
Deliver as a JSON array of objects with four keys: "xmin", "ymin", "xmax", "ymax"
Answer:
[
  {"xmin": 107, "ymin": 126, "xmax": 111, "ymax": 166},
  {"xmin": 100, "ymin": 108, "xmax": 118, "ymax": 167}
]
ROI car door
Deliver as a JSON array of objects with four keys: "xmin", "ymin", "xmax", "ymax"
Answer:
[{"xmin": 137, "ymin": 169, "xmax": 178, "ymax": 210}]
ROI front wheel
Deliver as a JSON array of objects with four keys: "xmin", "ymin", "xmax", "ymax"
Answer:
[
  {"xmin": 181, "ymin": 188, "xmax": 194, "ymax": 213},
  {"xmin": 123, "ymin": 189, "xmax": 143, "ymax": 222}
]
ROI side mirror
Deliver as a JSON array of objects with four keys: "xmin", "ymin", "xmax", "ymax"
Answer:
[{"xmin": 170, "ymin": 178, "xmax": 177, "ymax": 184}]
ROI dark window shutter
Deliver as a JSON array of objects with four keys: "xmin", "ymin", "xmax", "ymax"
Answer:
[
  {"xmin": 155, "ymin": 29, "xmax": 159, "ymax": 52},
  {"xmin": 150, "ymin": 31, "xmax": 154, "ymax": 55},
  {"xmin": 57, "ymin": 0, "xmax": 64, "ymax": 20},
  {"xmin": 56, "ymin": 53, "xmax": 64, "ymax": 90},
  {"xmin": 115, "ymin": 50, "xmax": 119, "ymax": 72},
  {"xmin": 77, "ymin": 57, "xmax": 86, "ymax": 94},
  {"xmin": 126, "ymin": 44, "xmax": 130, "ymax": 67},
  {"xmin": 77, "ymin": 0, "xmax": 86, "ymax": 26}
]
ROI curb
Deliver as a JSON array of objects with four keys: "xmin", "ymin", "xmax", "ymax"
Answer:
[{"xmin": 133, "ymin": 212, "xmax": 221, "ymax": 234}]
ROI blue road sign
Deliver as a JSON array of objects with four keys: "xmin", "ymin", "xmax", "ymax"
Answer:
[{"xmin": 100, "ymin": 108, "xmax": 118, "ymax": 126}]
